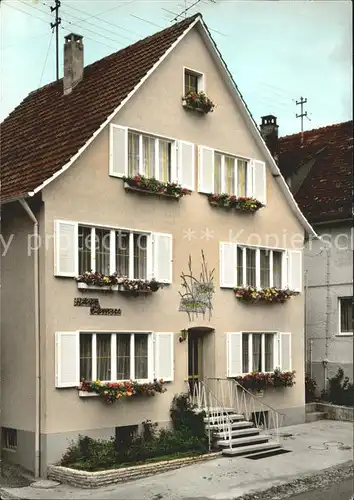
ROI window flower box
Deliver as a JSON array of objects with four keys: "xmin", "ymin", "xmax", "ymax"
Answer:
[
  {"xmin": 182, "ymin": 91, "xmax": 215, "ymax": 114},
  {"xmin": 78, "ymin": 379, "xmax": 167, "ymax": 404},
  {"xmin": 123, "ymin": 175, "xmax": 191, "ymax": 199},
  {"xmin": 76, "ymin": 272, "xmax": 162, "ymax": 295},
  {"xmin": 235, "ymin": 369, "xmax": 296, "ymax": 392},
  {"xmin": 234, "ymin": 286, "xmax": 299, "ymax": 303},
  {"xmin": 208, "ymin": 193, "xmax": 264, "ymax": 212}
]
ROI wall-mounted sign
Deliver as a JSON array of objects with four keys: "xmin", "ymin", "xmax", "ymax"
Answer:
[
  {"xmin": 179, "ymin": 250, "xmax": 215, "ymax": 321},
  {"xmin": 74, "ymin": 297, "xmax": 122, "ymax": 316}
]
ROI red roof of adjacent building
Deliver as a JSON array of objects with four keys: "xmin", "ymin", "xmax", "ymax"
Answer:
[
  {"xmin": 278, "ymin": 121, "xmax": 353, "ymax": 224},
  {"xmin": 0, "ymin": 14, "xmax": 200, "ymax": 202}
]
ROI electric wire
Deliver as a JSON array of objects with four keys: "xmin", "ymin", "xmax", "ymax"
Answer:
[{"xmin": 39, "ymin": 30, "xmax": 53, "ymax": 86}]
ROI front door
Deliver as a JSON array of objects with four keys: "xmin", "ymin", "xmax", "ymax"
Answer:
[{"xmin": 188, "ymin": 332, "xmax": 202, "ymax": 392}]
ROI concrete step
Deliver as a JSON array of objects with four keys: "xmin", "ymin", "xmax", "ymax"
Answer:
[
  {"xmin": 196, "ymin": 407, "xmax": 237, "ymax": 414},
  {"xmin": 204, "ymin": 413, "xmax": 244, "ymax": 424},
  {"xmin": 217, "ymin": 434, "xmax": 269, "ymax": 447},
  {"xmin": 214, "ymin": 428, "xmax": 260, "ymax": 439},
  {"xmin": 222, "ymin": 441, "xmax": 282, "ymax": 457},
  {"xmin": 206, "ymin": 420, "xmax": 254, "ymax": 431},
  {"xmin": 244, "ymin": 447, "xmax": 291, "ymax": 460},
  {"xmin": 305, "ymin": 411, "xmax": 326, "ymax": 423}
]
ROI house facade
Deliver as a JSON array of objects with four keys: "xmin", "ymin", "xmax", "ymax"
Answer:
[
  {"xmin": 274, "ymin": 120, "xmax": 353, "ymax": 392},
  {"xmin": 1, "ymin": 15, "xmax": 315, "ymax": 476}
]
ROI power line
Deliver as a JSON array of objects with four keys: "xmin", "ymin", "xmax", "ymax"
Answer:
[
  {"xmin": 296, "ymin": 96, "xmax": 309, "ymax": 144},
  {"xmin": 3, "ymin": 1, "xmax": 50, "ymax": 25},
  {"xmin": 130, "ymin": 14, "xmax": 164, "ymax": 29},
  {"xmin": 39, "ymin": 31, "xmax": 54, "ymax": 86}
]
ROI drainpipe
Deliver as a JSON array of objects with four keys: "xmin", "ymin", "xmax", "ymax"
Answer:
[
  {"xmin": 304, "ymin": 269, "xmax": 308, "ymax": 374},
  {"xmin": 19, "ymin": 199, "xmax": 40, "ymax": 478},
  {"xmin": 324, "ymin": 245, "xmax": 331, "ymax": 391}
]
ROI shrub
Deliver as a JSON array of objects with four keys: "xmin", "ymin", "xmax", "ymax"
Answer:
[
  {"xmin": 305, "ymin": 374, "xmax": 318, "ymax": 403},
  {"xmin": 323, "ymin": 368, "xmax": 354, "ymax": 407},
  {"xmin": 170, "ymin": 393, "xmax": 206, "ymax": 439}
]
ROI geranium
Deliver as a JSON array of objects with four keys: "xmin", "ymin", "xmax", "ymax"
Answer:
[
  {"xmin": 123, "ymin": 174, "xmax": 191, "ymax": 199},
  {"xmin": 208, "ymin": 193, "xmax": 264, "ymax": 212},
  {"xmin": 76, "ymin": 272, "xmax": 161, "ymax": 294},
  {"xmin": 235, "ymin": 369, "xmax": 296, "ymax": 391},
  {"xmin": 182, "ymin": 91, "xmax": 215, "ymax": 113},
  {"xmin": 234, "ymin": 286, "xmax": 299, "ymax": 303},
  {"xmin": 79, "ymin": 379, "xmax": 166, "ymax": 404}
]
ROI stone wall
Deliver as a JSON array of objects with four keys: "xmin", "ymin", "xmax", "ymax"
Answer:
[
  {"xmin": 47, "ymin": 452, "xmax": 221, "ymax": 488},
  {"xmin": 306, "ymin": 402, "xmax": 354, "ymax": 422}
]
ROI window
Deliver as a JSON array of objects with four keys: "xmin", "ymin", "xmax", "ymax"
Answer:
[
  {"xmin": 339, "ymin": 298, "xmax": 353, "ymax": 334},
  {"xmin": 79, "ymin": 332, "xmax": 151, "ymax": 382},
  {"xmin": 237, "ymin": 246, "xmax": 284, "ymax": 288},
  {"xmin": 184, "ymin": 69, "xmax": 203, "ymax": 95},
  {"xmin": 127, "ymin": 131, "xmax": 174, "ymax": 182},
  {"xmin": 213, "ymin": 153, "xmax": 249, "ymax": 196},
  {"xmin": 2, "ymin": 428, "xmax": 17, "ymax": 451},
  {"xmin": 78, "ymin": 225, "xmax": 149, "ymax": 278},
  {"xmin": 241, "ymin": 333, "xmax": 276, "ymax": 373},
  {"xmin": 115, "ymin": 425, "xmax": 138, "ymax": 451}
]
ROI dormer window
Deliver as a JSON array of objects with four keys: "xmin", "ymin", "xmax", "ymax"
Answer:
[{"xmin": 184, "ymin": 68, "xmax": 204, "ymax": 95}]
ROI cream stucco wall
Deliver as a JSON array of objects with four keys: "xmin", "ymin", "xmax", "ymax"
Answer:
[{"xmin": 38, "ymin": 25, "xmax": 305, "ymax": 442}]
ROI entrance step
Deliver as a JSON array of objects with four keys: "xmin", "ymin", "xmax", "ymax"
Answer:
[
  {"xmin": 222, "ymin": 441, "xmax": 282, "ymax": 457},
  {"xmin": 206, "ymin": 420, "xmax": 254, "ymax": 431},
  {"xmin": 305, "ymin": 411, "xmax": 326, "ymax": 423},
  {"xmin": 214, "ymin": 428, "xmax": 260, "ymax": 439},
  {"xmin": 245, "ymin": 448, "xmax": 291, "ymax": 460},
  {"xmin": 204, "ymin": 413, "xmax": 244, "ymax": 424},
  {"xmin": 217, "ymin": 434, "xmax": 269, "ymax": 447}
]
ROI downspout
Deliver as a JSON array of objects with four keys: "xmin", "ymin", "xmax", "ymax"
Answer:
[
  {"xmin": 324, "ymin": 245, "xmax": 331, "ymax": 391},
  {"xmin": 19, "ymin": 199, "xmax": 40, "ymax": 478},
  {"xmin": 304, "ymin": 269, "xmax": 308, "ymax": 374}
]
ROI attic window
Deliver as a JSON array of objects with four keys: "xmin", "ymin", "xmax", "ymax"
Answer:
[{"xmin": 184, "ymin": 68, "xmax": 204, "ymax": 95}]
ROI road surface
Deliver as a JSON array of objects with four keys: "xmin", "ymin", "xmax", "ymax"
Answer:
[{"xmin": 289, "ymin": 477, "xmax": 354, "ymax": 500}]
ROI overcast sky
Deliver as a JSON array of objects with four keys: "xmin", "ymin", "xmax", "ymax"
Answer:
[{"xmin": 0, "ymin": 0, "xmax": 352, "ymax": 135}]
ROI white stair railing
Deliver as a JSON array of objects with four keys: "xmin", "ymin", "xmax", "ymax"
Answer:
[
  {"xmin": 206, "ymin": 378, "xmax": 284, "ymax": 442},
  {"xmin": 187, "ymin": 381, "xmax": 234, "ymax": 451}
]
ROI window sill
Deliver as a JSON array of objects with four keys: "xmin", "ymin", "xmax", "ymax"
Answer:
[
  {"xmin": 124, "ymin": 183, "xmax": 182, "ymax": 200},
  {"xmin": 335, "ymin": 332, "xmax": 353, "ymax": 337},
  {"xmin": 77, "ymin": 282, "xmax": 160, "ymax": 294},
  {"xmin": 78, "ymin": 391, "xmax": 99, "ymax": 398}
]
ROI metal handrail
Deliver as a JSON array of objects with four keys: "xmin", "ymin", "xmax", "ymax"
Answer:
[{"xmin": 207, "ymin": 377, "xmax": 285, "ymax": 416}]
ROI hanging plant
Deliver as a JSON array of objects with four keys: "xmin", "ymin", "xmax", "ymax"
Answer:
[
  {"xmin": 208, "ymin": 193, "xmax": 263, "ymax": 212},
  {"xmin": 123, "ymin": 175, "xmax": 191, "ymax": 198},
  {"xmin": 234, "ymin": 286, "xmax": 299, "ymax": 303},
  {"xmin": 182, "ymin": 91, "xmax": 215, "ymax": 113},
  {"xmin": 79, "ymin": 379, "xmax": 167, "ymax": 404},
  {"xmin": 75, "ymin": 272, "xmax": 161, "ymax": 293}
]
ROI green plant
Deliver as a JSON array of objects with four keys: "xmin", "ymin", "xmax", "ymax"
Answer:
[
  {"xmin": 170, "ymin": 393, "xmax": 206, "ymax": 439},
  {"xmin": 305, "ymin": 374, "xmax": 318, "ymax": 402},
  {"xmin": 208, "ymin": 193, "xmax": 263, "ymax": 212},
  {"xmin": 323, "ymin": 368, "xmax": 354, "ymax": 407},
  {"xmin": 235, "ymin": 369, "xmax": 296, "ymax": 391},
  {"xmin": 182, "ymin": 91, "xmax": 215, "ymax": 113},
  {"xmin": 79, "ymin": 379, "xmax": 166, "ymax": 404},
  {"xmin": 234, "ymin": 286, "xmax": 299, "ymax": 304}
]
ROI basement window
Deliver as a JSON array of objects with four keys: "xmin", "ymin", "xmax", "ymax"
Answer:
[
  {"xmin": 2, "ymin": 427, "xmax": 17, "ymax": 451},
  {"xmin": 115, "ymin": 425, "xmax": 138, "ymax": 451}
]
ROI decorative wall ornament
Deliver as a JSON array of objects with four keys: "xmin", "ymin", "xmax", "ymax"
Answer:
[
  {"xmin": 74, "ymin": 298, "xmax": 122, "ymax": 316},
  {"xmin": 179, "ymin": 250, "xmax": 215, "ymax": 321}
]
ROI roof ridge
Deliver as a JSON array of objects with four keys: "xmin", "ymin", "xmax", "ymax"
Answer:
[{"xmin": 279, "ymin": 120, "xmax": 353, "ymax": 140}]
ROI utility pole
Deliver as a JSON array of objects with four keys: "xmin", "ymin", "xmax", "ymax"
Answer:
[
  {"xmin": 50, "ymin": 0, "xmax": 61, "ymax": 81},
  {"xmin": 296, "ymin": 96, "xmax": 308, "ymax": 145}
]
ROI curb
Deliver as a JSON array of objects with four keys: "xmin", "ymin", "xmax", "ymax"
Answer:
[{"xmin": 0, "ymin": 487, "xmax": 22, "ymax": 500}]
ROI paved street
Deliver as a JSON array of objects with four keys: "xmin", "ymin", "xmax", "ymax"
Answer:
[{"xmin": 289, "ymin": 477, "xmax": 353, "ymax": 500}]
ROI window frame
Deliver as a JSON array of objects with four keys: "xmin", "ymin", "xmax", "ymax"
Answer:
[
  {"xmin": 240, "ymin": 331, "xmax": 277, "ymax": 375},
  {"xmin": 236, "ymin": 244, "xmax": 286, "ymax": 289},
  {"xmin": 78, "ymin": 224, "xmax": 151, "ymax": 278},
  {"xmin": 127, "ymin": 128, "xmax": 177, "ymax": 183},
  {"xmin": 338, "ymin": 297, "xmax": 353, "ymax": 336},
  {"xmin": 79, "ymin": 331, "xmax": 154, "ymax": 383},
  {"xmin": 183, "ymin": 67, "xmax": 205, "ymax": 95},
  {"xmin": 214, "ymin": 150, "xmax": 251, "ymax": 196},
  {"xmin": 2, "ymin": 427, "xmax": 17, "ymax": 451}
]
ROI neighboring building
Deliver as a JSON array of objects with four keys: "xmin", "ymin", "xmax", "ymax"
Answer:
[
  {"xmin": 1, "ymin": 15, "xmax": 315, "ymax": 476},
  {"xmin": 262, "ymin": 117, "xmax": 353, "ymax": 392}
]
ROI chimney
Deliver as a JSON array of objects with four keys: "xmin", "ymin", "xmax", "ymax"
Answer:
[
  {"xmin": 63, "ymin": 33, "xmax": 84, "ymax": 95},
  {"xmin": 260, "ymin": 115, "xmax": 279, "ymax": 162}
]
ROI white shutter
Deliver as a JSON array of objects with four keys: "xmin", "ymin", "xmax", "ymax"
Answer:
[
  {"xmin": 155, "ymin": 333, "xmax": 174, "ymax": 382},
  {"xmin": 279, "ymin": 332, "xmax": 292, "ymax": 371},
  {"xmin": 54, "ymin": 220, "xmax": 78, "ymax": 277},
  {"xmin": 109, "ymin": 124, "xmax": 128, "ymax": 177},
  {"xmin": 55, "ymin": 332, "xmax": 80, "ymax": 388},
  {"xmin": 227, "ymin": 332, "xmax": 243, "ymax": 377},
  {"xmin": 177, "ymin": 140, "xmax": 195, "ymax": 190},
  {"xmin": 253, "ymin": 160, "xmax": 266, "ymax": 205},
  {"xmin": 152, "ymin": 232, "xmax": 172, "ymax": 283},
  {"xmin": 198, "ymin": 146, "xmax": 214, "ymax": 193},
  {"xmin": 220, "ymin": 242, "xmax": 237, "ymax": 288},
  {"xmin": 288, "ymin": 250, "xmax": 302, "ymax": 292},
  {"xmin": 246, "ymin": 160, "xmax": 254, "ymax": 197}
]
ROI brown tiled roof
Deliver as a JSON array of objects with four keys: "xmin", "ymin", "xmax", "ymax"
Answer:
[
  {"xmin": 278, "ymin": 121, "xmax": 353, "ymax": 224},
  {"xmin": 0, "ymin": 14, "xmax": 200, "ymax": 202}
]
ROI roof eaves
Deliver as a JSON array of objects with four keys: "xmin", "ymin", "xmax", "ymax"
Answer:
[{"xmin": 28, "ymin": 15, "xmax": 202, "ymax": 198}]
